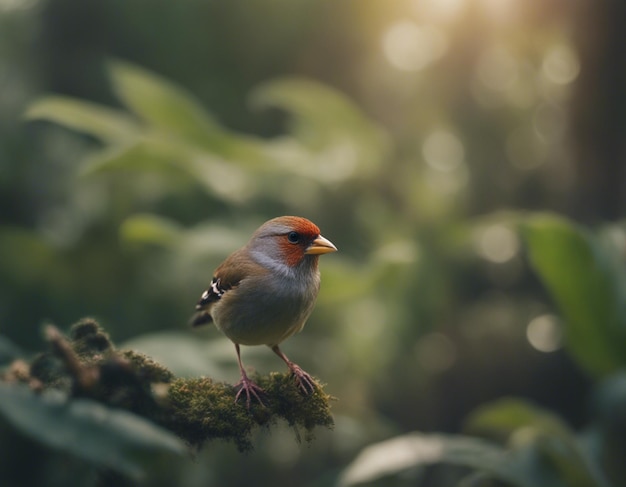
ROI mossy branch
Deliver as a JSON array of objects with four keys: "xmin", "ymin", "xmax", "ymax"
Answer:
[{"xmin": 1, "ymin": 318, "xmax": 334, "ymax": 452}]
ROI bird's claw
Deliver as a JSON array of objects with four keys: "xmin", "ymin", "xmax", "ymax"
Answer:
[
  {"xmin": 288, "ymin": 364, "xmax": 317, "ymax": 394},
  {"xmin": 234, "ymin": 376, "xmax": 265, "ymax": 408}
]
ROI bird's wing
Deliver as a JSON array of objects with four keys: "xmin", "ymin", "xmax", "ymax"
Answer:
[{"xmin": 190, "ymin": 249, "xmax": 252, "ymax": 327}]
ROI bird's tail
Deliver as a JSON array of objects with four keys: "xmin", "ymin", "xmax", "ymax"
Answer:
[{"xmin": 190, "ymin": 310, "xmax": 213, "ymax": 327}]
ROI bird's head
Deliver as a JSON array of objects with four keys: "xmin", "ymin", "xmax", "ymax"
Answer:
[{"xmin": 249, "ymin": 216, "xmax": 337, "ymax": 269}]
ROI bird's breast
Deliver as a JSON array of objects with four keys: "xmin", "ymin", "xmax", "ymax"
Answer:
[{"xmin": 210, "ymin": 272, "xmax": 320, "ymax": 347}]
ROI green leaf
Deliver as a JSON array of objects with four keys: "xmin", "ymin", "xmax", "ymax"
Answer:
[
  {"xmin": 24, "ymin": 96, "xmax": 140, "ymax": 143},
  {"xmin": 108, "ymin": 60, "xmax": 221, "ymax": 146},
  {"xmin": 523, "ymin": 214, "xmax": 626, "ymax": 376},
  {"xmin": 338, "ymin": 432, "xmax": 530, "ymax": 487},
  {"xmin": 81, "ymin": 139, "xmax": 181, "ymax": 176},
  {"xmin": 109, "ymin": 59, "xmax": 272, "ymax": 167},
  {"xmin": 81, "ymin": 136, "xmax": 256, "ymax": 202},
  {"xmin": 120, "ymin": 214, "xmax": 183, "ymax": 247},
  {"xmin": 465, "ymin": 398, "xmax": 610, "ymax": 487},
  {"xmin": 465, "ymin": 398, "xmax": 573, "ymax": 439},
  {"xmin": 252, "ymin": 78, "xmax": 385, "ymax": 148},
  {"xmin": 252, "ymin": 78, "xmax": 389, "ymax": 182},
  {"xmin": 0, "ymin": 383, "xmax": 186, "ymax": 479}
]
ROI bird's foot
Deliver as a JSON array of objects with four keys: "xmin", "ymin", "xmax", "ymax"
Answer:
[
  {"xmin": 234, "ymin": 375, "xmax": 265, "ymax": 408},
  {"xmin": 287, "ymin": 363, "xmax": 317, "ymax": 394}
]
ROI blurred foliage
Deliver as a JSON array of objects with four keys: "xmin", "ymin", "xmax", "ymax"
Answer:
[{"xmin": 1, "ymin": 0, "xmax": 626, "ymax": 486}]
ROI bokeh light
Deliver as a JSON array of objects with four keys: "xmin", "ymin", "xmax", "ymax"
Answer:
[
  {"xmin": 383, "ymin": 21, "xmax": 448, "ymax": 72},
  {"xmin": 422, "ymin": 130, "xmax": 465, "ymax": 173},
  {"xmin": 542, "ymin": 44, "xmax": 580, "ymax": 86},
  {"xmin": 526, "ymin": 314, "xmax": 563, "ymax": 352},
  {"xmin": 411, "ymin": 0, "xmax": 466, "ymax": 22},
  {"xmin": 475, "ymin": 224, "xmax": 520, "ymax": 263},
  {"xmin": 480, "ymin": 0, "xmax": 520, "ymax": 23}
]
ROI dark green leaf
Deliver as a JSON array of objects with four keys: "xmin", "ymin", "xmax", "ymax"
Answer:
[
  {"xmin": 108, "ymin": 60, "xmax": 221, "ymax": 146},
  {"xmin": 523, "ymin": 214, "xmax": 626, "ymax": 376},
  {"xmin": 0, "ymin": 383, "xmax": 186, "ymax": 479},
  {"xmin": 465, "ymin": 398, "xmax": 610, "ymax": 487}
]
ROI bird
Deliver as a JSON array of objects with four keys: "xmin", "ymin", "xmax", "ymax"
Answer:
[{"xmin": 191, "ymin": 216, "xmax": 337, "ymax": 407}]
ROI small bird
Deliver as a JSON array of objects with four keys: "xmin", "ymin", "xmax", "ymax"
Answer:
[{"xmin": 191, "ymin": 216, "xmax": 337, "ymax": 407}]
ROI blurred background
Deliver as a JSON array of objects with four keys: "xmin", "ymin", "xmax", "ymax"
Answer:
[{"xmin": 1, "ymin": 0, "xmax": 625, "ymax": 486}]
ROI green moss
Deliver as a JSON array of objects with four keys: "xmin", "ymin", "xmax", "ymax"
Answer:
[
  {"xmin": 165, "ymin": 377, "xmax": 262, "ymax": 452},
  {"xmin": 259, "ymin": 373, "xmax": 335, "ymax": 438},
  {"xmin": 163, "ymin": 373, "xmax": 334, "ymax": 451},
  {"xmin": 69, "ymin": 318, "xmax": 114, "ymax": 357},
  {"xmin": 119, "ymin": 350, "xmax": 174, "ymax": 384},
  {"xmin": 1, "ymin": 318, "xmax": 335, "ymax": 452},
  {"xmin": 29, "ymin": 352, "xmax": 71, "ymax": 391}
]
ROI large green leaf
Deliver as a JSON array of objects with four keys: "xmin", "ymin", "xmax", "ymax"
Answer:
[
  {"xmin": 80, "ymin": 138, "xmax": 185, "ymax": 176},
  {"xmin": 252, "ymin": 78, "xmax": 389, "ymax": 182},
  {"xmin": 338, "ymin": 432, "xmax": 530, "ymax": 487},
  {"xmin": 81, "ymin": 136, "xmax": 255, "ymax": 202},
  {"xmin": 108, "ymin": 60, "xmax": 220, "ymax": 144},
  {"xmin": 252, "ymin": 78, "xmax": 386, "ymax": 149},
  {"xmin": 108, "ymin": 60, "xmax": 268, "ymax": 166},
  {"xmin": 0, "ymin": 384, "xmax": 186, "ymax": 479},
  {"xmin": 523, "ymin": 214, "xmax": 626, "ymax": 376},
  {"xmin": 109, "ymin": 61, "xmax": 266, "ymax": 164},
  {"xmin": 465, "ymin": 398, "xmax": 610, "ymax": 487},
  {"xmin": 24, "ymin": 96, "xmax": 140, "ymax": 143}
]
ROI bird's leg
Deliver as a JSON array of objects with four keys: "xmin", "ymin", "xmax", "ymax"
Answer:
[
  {"xmin": 271, "ymin": 345, "xmax": 316, "ymax": 393},
  {"xmin": 233, "ymin": 344, "xmax": 265, "ymax": 407}
]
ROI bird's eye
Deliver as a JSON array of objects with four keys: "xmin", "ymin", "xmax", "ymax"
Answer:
[{"xmin": 287, "ymin": 231, "xmax": 300, "ymax": 243}]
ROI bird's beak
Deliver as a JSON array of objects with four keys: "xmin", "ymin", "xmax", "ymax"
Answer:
[{"xmin": 305, "ymin": 235, "xmax": 338, "ymax": 255}]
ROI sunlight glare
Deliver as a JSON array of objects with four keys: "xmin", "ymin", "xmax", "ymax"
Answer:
[{"xmin": 383, "ymin": 21, "xmax": 448, "ymax": 72}]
